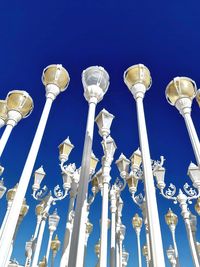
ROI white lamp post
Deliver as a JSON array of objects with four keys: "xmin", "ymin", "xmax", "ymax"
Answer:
[
  {"xmin": 0, "ymin": 64, "xmax": 70, "ymax": 267},
  {"xmin": 165, "ymin": 208, "xmax": 180, "ymax": 267},
  {"xmin": 166, "ymin": 77, "xmax": 200, "ymax": 166},
  {"xmin": 132, "ymin": 213, "xmax": 143, "ymax": 267},
  {"xmin": 0, "ymin": 90, "xmax": 34, "ymax": 158},
  {"xmin": 123, "ymin": 64, "xmax": 165, "ymax": 266},
  {"xmin": 0, "ymin": 100, "xmax": 7, "ymax": 128},
  {"xmin": 46, "ymin": 210, "xmax": 60, "ymax": 265},
  {"xmin": 68, "ymin": 66, "xmax": 109, "ymax": 267},
  {"xmin": 155, "ymin": 162, "xmax": 200, "ymax": 267}
]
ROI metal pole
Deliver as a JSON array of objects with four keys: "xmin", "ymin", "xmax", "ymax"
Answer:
[
  {"xmin": 110, "ymin": 189, "xmax": 117, "ymax": 267},
  {"xmin": 0, "ymin": 86, "xmax": 59, "ymax": 266},
  {"xmin": 0, "ymin": 124, "xmax": 14, "ymax": 157},
  {"xmin": 136, "ymin": 228, "xmax": 142, "ymax": 267}
]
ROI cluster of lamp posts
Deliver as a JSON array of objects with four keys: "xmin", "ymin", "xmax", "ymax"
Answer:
[{"xmin": 0, "ymin": 64, "xmax": 200, "ymax": 267}]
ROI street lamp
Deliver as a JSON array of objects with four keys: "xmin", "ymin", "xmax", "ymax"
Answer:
[
  {"xmin": 0, "ymin": 64, "xmax": 70, "ymax": 267},
  {"xmin": 69, "ymin": 66, "xmax": 109, "ymax": 267},
  {"xmin": 0, "ymin": 90, "xmax": 33, "ymax": 158},
  {"xmin": 165, "ymin": 208, "xmax": 180, "ymax": 267},
  {"xmin": 58, "ymin": 137, "xmax": 74, "ymax": 164},
  {"xmin": 0, "ymin": 100, "xmax": 7, "ymax": 128},
  {"xmin": 165, "ymin": 77, "xmax": 200, "ymax": 166},
  {"xmin": 124, "ymin": 63, "xmax": 165, "ymax": 267},
  {"xmin": 132, "ymin": 213, "xmax": 143, "ymax": 267},
  {"xmin": 51, "ymin": 235, "xmax": 61, "ymax": 267}
]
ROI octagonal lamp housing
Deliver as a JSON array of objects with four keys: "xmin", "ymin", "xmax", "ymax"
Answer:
[
  {"xmin": 49, "ymin": 209, "xmax": 60, "ymax": 231},
  {"xmin": 187, "ymin": 162, "xmax": 200, "ymax": 188},
  {"xmin": 132, "ymin": 213, "xmax": 143, "ymax": 229},
  {"xmin": 154, "ymin": 166, "xmax": 166, "ymax": 189},
  {"xmin": 90, "ymin": 152, "xmax": 99, "ymax": 174},
  {"xmin": 130, "ymin": 148, "xmax": 142, "ymax": 170},
  {"xmin": 33, "ymin": 166, "xmax": 46, "ymax": 191},
  {"xmin": 58, "ymin": 137, "xmax": 74, "ymax": 163},
  {"xmin": 102, "ymin": 135, "xmax": 117, "ymax": 159},
  {"xmin": 95, "ymin": 109, "xmax": 114, "ymax": 138},
  {"xmin": 115, "ymin": 153, "xmax": 130, "ymax": 179},
  {"xmin": 165, "ymin": 208, "xmax": 178, "ymax": 227}
]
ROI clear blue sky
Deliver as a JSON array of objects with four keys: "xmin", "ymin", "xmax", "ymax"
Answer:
[{"xmin": 0, "ymin": 0, "xmax": 200, "ymax": 266}]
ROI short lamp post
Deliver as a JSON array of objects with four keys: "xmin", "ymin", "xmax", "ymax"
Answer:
[
  {"xmin": 132, "ymin": 213, "xmax": 143, "ymax": 267},
  {"xmin": 69, "ymin": 66, "xmax": 110, "ymax": 267},
  {"xmin": 123, "ymin": 64, "xmax": 165, "ymax": 266},
  {"xmin": 51, "ymin": 235, "xmax": 61, "ymax": 267},
  {"xmin": 165, "ymin": 208, "xmax": 180, "ymax": 267},
  {"xmin": 0, "ymin": 64, "xmax": 70, "ymax": 267},
  {"xmin": 0, "ymin": 90, "xmax": 34, "ymax": 158}
]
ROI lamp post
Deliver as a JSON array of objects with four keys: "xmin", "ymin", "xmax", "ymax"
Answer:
[
  {"xmin": 51, "ymin": 235, "xmax": 61, "ymax": 267},
  {"xmin": 155, "ymin": 162, "xmax": 200, "ymax": 267},
  {"xmin": 68, "ymin": 66, "xmax": 109, "ymax": 267},
  {"xmin": 0, "ymin": 64, "xmax": 70, "ymax": 266},
  {"xmin": 0, "ymin": 90, "xmax": 33, "ymax": 158},
  {"xmin": 167, "ymin": 245, "xmax": 177, "ymax": 267},
  {"xmin": 46, "ymin": 210, "xmax": 60, "ymax": 265},
  {"xmin": 166, "ymin": 77, "xmax": 200, "ymax": 166},
  {"xmin": 132, "ymin": 213, "xmax": 143, "ymax": 267},
  {"xmin": 31, "ymin": 164, "xmax": 71, "ymax": 267},
  {"xmin": 0, "ymin": 178, "xmax": 6, "ymax": 200},
  {"xmin": 123, "ymin": 64, "xmax": 165, "ymax": 267},
  {"xmin": 165, "ymin": 208, "xmax": 180, "ymax": 267},
  {"xmin": 0, "ymin": 100, "xmax": 7, "ymax": 128}
]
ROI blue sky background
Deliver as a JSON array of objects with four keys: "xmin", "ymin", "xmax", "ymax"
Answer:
[{"xmin": 0, "ymin": 0, "xmax": 200, "ymax": 266}]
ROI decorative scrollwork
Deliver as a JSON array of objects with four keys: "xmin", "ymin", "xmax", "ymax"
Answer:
[
  {"xmin": 54, "ymin": 185, "xmax": 64, "ymax": 199},
  {"xmin": 134, "ymin": 193, "xmax": 144, "ymax": 206},
  {"xmin": 165, "ymin": 183, "xmax": 176, "ymax": 197},
  {"xmin": 34, "ymin": 186, "xmax": 48, "ymax": 200},
  {"xmin": 183, "ymin": 183, "xmax": 197, "ymax": 198}
]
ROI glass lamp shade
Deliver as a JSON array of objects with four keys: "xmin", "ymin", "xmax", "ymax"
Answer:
[
  {"xmin": 6, "ymin": 183, "xmax": 18, "ymax": 202},
  {"xmin": 124, "ymin": 64, "xmax": 152, "ymax": 90},
  {"xmin": 195, "ymin": 198, "xmax": 200, "ymax": 215},
  {"xmin": 19, "ymin": 199, "xmax": 29, "ymax": 218},
  {"xmin": 51, "ymin": 234, "xmax": 61, "ymax": 252},
  {"xmin": 91, "ymin": 176, "xmax": 98, "ymax": 188},
  {"xmin": 82, "ymin": 66, "xmax": 109, "ymax": 93},
  {"xmin": 132, "ymin": 213, "xmax": 143, "ymax": 229},
  {"xmin": 187, "ymin": 162, "xmax": 200, "ymax": 188},
  {"xmin": 103, "ymin": 136, "xmax": 117, "ymax": 158},
  {"xmin": 130, "ymin": 148, "xmax": 142, "ymax": 169},
  {"xmin": 154, "ymin": 166, "xmax": 166, "ymax": 185},
  {"xmin": 95, "ymin": 109, "xmax": 114, "ymax": 138},
  {"xmin": 58, "ymin": 137, "xmax": 74, "ymax": 162},
  {"xmin": 0, "ymin": 179, "xmax": 6, "ymax": 199},
  {"xmin": 142, "ymin": 245, "xmax": 148, "ymax": 257},
  {"xmin": 62, "ymin": 172, "xmax": 72, "ymax": 190},
  {"xmin": 95, "ymin": 240, "xmax": 100, "ymax": 255},
  {"xmin": 33, "ymin": 166, "xmax": 46, "ymax": 191},
  {"xmin": 165, "ymin": 208, "xmax": 178, "ymax": 226},
  {"xmin": 49, "ymin": 210, "xmax": 60, "ymax": 229},
  {"xmin": 0, "ymin": 100, "xmax": 7, "ymax": 121},
  {"xmin": 38, "ymin": 256, "xmax": 47, "ymax": 267},
  {"xmin": 196, "ymin": 89, "xmax": 200, "ymax": 107},
  {"xmin": 35, "ymin": 200, "xmax": 45, "ymax": 216},
  {"xmin": 115, "ymin": 153, "xmax": 130, "ymax": 176},
  {"xmin": 126, "ymin": 176, "xmax": 138, "ymax": 191},
  {"xmin": 86, "ymin": 221, "xmax": 93, "ymax": 234},
  {"xmin": 6, "ymin": 90, "xmax": 34, "ymax": 118},
  {"xmin": 90, "ymin": 152, "xmax": 99, "ymax": 173},
  {"xmin": 166, "ymin": 77, "xmax": 197, "ymax": 106},
  {"xmin": 42, "ymin": 64, "xmax": 70, "ymax": 92}
]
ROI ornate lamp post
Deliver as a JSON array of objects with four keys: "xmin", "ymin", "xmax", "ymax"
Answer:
[
  {"xmin": 0, "ymin": 90, "xmax": 33, "ymax": 158},
  {"xmin": 166, "ymin": 245, "xmax": 177, "ymax": 267},
  {"xmin": 0, "ymin": 64, "xmax": 70, "ymax": 266},
  {"xmin": 155, "ymin": 162, "xmax": 200, "ymax": 267},
  {"xmin": 69, "ymin": 66, "xmax": 109, "ymax": 267},
  {"xmin": 31, "ymin": 164, "xmax": 71, "ymax": 267},
  {"xmin": 0, "ymin": 100, "xmax": 7, "ymax": 128},
  {"xmin": 165, "ymin": 208, "xmax": 180, "ymax": 267},
  {"xmin": 166, "ymin": 77, "xmax": 200, "ymax": 166},
  {"xmin": 123, "ymin": 64, "xmax": 165, "ymax": 266},
  {"xmin": 0, "ymin": 178, "xmax": 6, "ymax": 200},
  {"xmin": 46, "ymin": 210, "xmax": 60, "ymax": 265},
  {"xmin": 132, "ymin": 213, "xmax": 143, "ymax": 267},
  {"xmin": 51, "ymin": 235, "xmax": 61, "ymax": 267}
]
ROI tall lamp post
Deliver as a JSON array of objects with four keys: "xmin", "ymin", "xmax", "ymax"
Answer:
[
  {"xmin": 0, "ymin": 90, "xmax": 34, "ymax": 158},
  {"xmin": 68, "ymin": 66, "xmax": 110, "ymax": 267},
  {"xmin": 165, "ymin": 208, "xmax": 180, "ymax": 267},
  {"xmin": 0, "ymin": 64, "xmax": 70, "ymax": 267},
  {"xmin": 132, "ymin": 213, "xmax": 143, "ymax": 267},
  {"xmin": 123, "ymin": 64, "xmax": 165, "ymax": 266}
]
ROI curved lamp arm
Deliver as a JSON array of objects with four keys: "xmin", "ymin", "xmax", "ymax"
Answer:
[{"xmin": 32, "ymin": 185, "xmax": 49, "ymax": 201}]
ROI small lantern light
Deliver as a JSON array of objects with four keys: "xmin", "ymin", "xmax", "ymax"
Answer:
[
  {"xmin": 49, "ymin": 209, "xmax": 60, "ymax": 232},
  {"xmin": 6, "ymin": 183, "xmax": 18, "ymax": 202},
  {"xmin": 58, "ymin": 137, "xmax": 74, "ymax": 163},
  {"xmin": 35, "ymin": 200, "xmax": 45, "ymax": 216},
  {"xmin": 102, "ymin": 135, "xmax": 117, "ymax": 158},
  {"xmin": 51, "ymin": 234, "xmax": 61, "ymax": 253},
  {"xmin": 126, "ymin": 176, "xmax": 138, "ymax": 193},
  {"xmin": 42, "ymin": 64, "xmax": 70, "ymax": 92},
  {"xmin": 0, "ymin": 100, "xmax": 7, "ymax": 126},
  {"xmin": 32, "ymin": 166, "xmax": 46, "ymax": 191},
  {"xmin": 132, "ymin": 213, "xmax": 143, "ymax": 229},
  {"xmin": 165, "ymin": 208, "xmax": 178, "ymax": 227},
  {"xmin": 95, "ymin": 109, "xmax": 114, "ymax": 138},
  {"xmin": 115, "ymin": 153, "xmax": 130, "ymax": 178},
  {"xmin": 130, "ymin": 148, "xmax": 142, "ymax": 169},
  {"xmin": 90, "ymin": 152, "xmax": 99, "ymax": 174},
  {"xmin": 187, "ymin": 162, "xmax": 200, "ymax": 188},
  {"xmin": 154, "ymin": 166, "xmax": 166, "ymax": 190}
]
